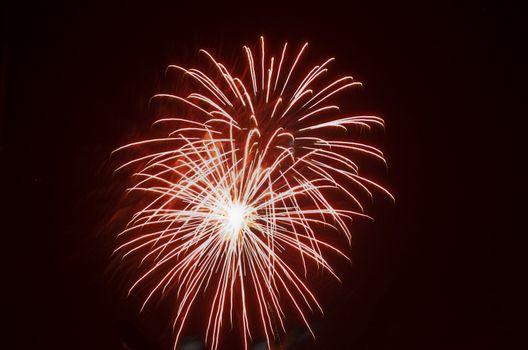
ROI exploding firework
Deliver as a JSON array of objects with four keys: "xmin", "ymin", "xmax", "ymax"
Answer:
[{"xmin": 112, "ymin": 37, "xmax": 392, "ymax": 350}]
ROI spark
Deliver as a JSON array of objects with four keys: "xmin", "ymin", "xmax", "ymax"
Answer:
[{"xmin": 112, "ymin": 37, "xmax": 392, "ymax": 350}]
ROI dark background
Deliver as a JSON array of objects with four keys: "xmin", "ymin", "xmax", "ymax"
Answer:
[{"xmin": 2, "ymin": 1, "xmax": 520, "ymax": 349}]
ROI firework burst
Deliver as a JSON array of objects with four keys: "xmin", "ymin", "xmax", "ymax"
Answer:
[{"xmin": 112, "ymin": 37, "xmax": 392, "ymax": 350}]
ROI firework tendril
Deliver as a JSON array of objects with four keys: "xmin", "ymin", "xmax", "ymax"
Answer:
[{"xmin": 112, "ymin": 37, "xmax": 393, "ymax": 350}]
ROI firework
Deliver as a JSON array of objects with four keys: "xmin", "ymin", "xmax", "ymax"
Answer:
[{"xmin": 112, "ymin": 37, "xmax": 392, "ymax": 350}]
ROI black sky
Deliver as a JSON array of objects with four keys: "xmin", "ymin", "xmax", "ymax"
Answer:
[{"xmin": 3, "ymin": 1, "xmax": 520, "ymax": 349}]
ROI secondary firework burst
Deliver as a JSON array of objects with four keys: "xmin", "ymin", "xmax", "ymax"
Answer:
[{"xmin": 112, "ymin": 37, "xmax": 393, "ymax": 350}]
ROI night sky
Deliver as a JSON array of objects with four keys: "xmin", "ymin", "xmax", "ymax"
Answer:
[{"xmin": 3, "ymin": 1, "xmax": 519, "ymax": 349}]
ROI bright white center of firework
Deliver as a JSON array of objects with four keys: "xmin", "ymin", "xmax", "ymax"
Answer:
[
  {"xmin": 228, "ymin": 205, "xmax": 245, "ymax": 230},
  {"xmin": 222, "ymin": 203, "xmax": 249, "ymax": 242}
]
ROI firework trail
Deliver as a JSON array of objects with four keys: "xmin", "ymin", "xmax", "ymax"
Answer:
[{"xmin": 112, "ymin": 37, "xmax": 392, "ymax": 350}]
